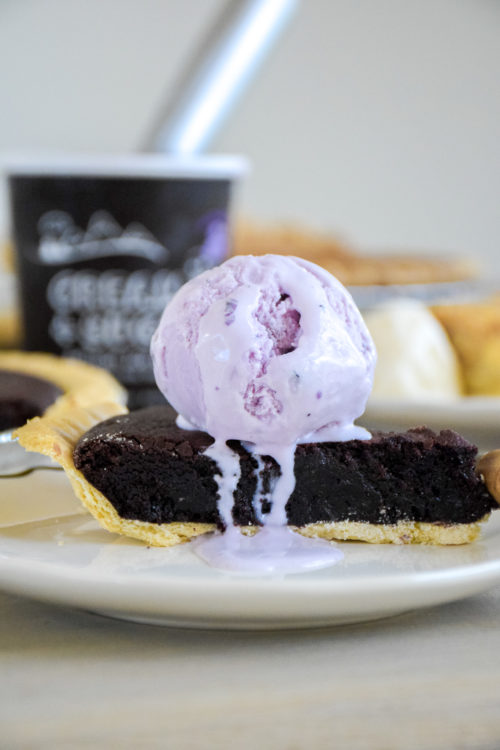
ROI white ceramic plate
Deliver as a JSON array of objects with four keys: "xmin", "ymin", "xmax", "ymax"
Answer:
[
  {"xmin": 348, "ymin": 279, "xmax": 481, "ymax": 310},
  {"xmin": 365, "ymin": 396, "xmax": 500, "ymax": 430},
  {"xmin": 1, "ymin": 470, "xmax": 500, "ymax": 630}
]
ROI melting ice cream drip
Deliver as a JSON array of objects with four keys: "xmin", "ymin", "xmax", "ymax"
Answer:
[
  {"xmin": 194, "ymin": 279, "xmax": 341, "ymax": 571},
  {"xmin": 194, "ymin": 438, "xmax": 346, "ymax": 574},
  {"xmin": 203, "ymin": 440, "xmax": 240, "ymax": 528},
  {"xmin": 198, "ymin": 289, "xmax": 346, "ymax": 574},
  {"xmin": 252, "ymin": 453, "xmax": 272, "ymax": 523}
]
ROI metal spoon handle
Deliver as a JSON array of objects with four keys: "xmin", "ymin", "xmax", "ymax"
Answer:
[{"xmin": 141, "ymin": 0, "xmax": 298, "ymax": 154}]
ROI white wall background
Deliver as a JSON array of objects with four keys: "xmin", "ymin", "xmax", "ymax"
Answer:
[{"xmin": 1, "ymin": 0, "xmax": 498, "ymax": 264}]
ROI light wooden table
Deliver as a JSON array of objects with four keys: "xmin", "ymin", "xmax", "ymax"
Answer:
[{"xmin": 1, "ymin": 585, "xmax": 500, "ymax": 749}]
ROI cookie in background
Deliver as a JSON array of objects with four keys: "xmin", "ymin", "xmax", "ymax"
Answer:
[{"xmin": 432, "ymin": 298, "xmax": 500, "ymax": 396}]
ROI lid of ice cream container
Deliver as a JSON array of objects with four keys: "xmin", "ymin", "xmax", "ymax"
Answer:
[{"xmin": 3, "ymin": 153, "xmax": 249, "ymax": 180}]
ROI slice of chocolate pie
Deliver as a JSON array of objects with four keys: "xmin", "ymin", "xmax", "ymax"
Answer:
[
  {"xmin": 11, "ymin": 255, "xmax": 500, "ymax": 552},
  {"xmin": 16, "ymin": 401, "xmax": 499, "ymax": 547}
]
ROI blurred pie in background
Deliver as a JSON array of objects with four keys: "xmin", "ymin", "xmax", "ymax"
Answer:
[
  {"xmin": 0, "ymin": 350, "xmax": 126, "ymax": 432},
  {"xmin": 231, "ymin": 219, "xmax": 478, "ymax": 286}
]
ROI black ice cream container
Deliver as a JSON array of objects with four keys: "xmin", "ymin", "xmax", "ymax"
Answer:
[{"xmin": 7, "ymin": 154, "xmax": 247, "ymax": 407}]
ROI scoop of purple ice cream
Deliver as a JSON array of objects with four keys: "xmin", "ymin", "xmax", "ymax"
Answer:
[{"xmin": 151, "ymin": 254, "xmax": 376, "ymax": 450}]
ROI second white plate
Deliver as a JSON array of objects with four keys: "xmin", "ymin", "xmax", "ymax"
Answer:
[{"xmin": 364, "ymin": 397, "xmax": 500, "ymax": 452}]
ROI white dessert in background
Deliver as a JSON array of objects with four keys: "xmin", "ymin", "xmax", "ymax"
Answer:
[{"xmin": 364, "ymin": 299, "xmax": 463, "ymax": 400}]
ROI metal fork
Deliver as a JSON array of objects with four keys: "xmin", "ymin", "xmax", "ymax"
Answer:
[{"xmin": 0, "ymin": 430, "xmax": 59, "ymax": 477}]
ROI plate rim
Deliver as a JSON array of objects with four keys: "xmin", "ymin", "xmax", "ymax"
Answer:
[{"xmin": 1, "ymin": 536, "xmax": 500, "ymax": 595}]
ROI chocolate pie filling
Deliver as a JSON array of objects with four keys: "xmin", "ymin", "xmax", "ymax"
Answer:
[
  {"xmin": 0, "ymin": 369, "xmax": 63, "ymax": 431},
  {"xmin": 73, "ymin": 405, "xmax": 496, "ymax": 529}
]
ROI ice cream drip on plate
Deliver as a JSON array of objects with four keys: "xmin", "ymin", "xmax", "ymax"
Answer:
[{"xmin": 151, "ymin": 254, "xmax": 376, "ymax": 573}]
